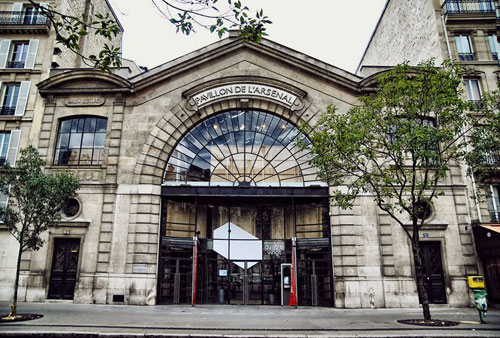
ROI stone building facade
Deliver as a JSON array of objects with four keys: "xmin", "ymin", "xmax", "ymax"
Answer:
[
  {"xmin": 0, "ymin": 1, "xmax": 489, "ymax": 308},
  {"xmin": 358, "ymin": 0, "xmax": 500, "ymax": 305},
  {"xmin": 0, "ymin": 0, "xmax": 130, "ymax": 302}
]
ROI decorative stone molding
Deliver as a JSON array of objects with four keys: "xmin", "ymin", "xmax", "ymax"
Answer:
[{"xmin": 183, "ymin": 76, "xmax": 307, "ymax": 112}]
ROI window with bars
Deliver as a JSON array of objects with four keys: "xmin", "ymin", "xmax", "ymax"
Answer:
[{"xmin": 54, "ymin": 116, "xmax": 108, "ymax": 166}]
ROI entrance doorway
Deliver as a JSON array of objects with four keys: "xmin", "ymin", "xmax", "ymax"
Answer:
[
  {"xmin": 420, "ymin": 241, "xmax": 446, "ymax": 304},
  {"xmin": 48, "ymin": 238, "xmax": 80, "ymax": 299},
  {"xmin": 158, "ymin": 194, "xmax": 333, "ymax": 306}
]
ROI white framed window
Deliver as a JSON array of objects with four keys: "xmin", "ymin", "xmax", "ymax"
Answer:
[
  {"xmin": 487, "ymin": 185, "xmax": 500, "ymax": 222},
  {"xmin": 455, "ymin": 35, "xmax": 474, "ymax": 61},
  {"xmin": 464, "ymin": 79, "xmax": 482, "ymax": 103},
  {"xmin": 489, "ymin": 35, "xmax": 500, "ymax": 61},
  {"xmin": 0, "ymin": 81, "xmax": 31, "ymax": 116},
  {"xmin": 0, "ymin": 39, "xmax": 38, "ymax": 69}
]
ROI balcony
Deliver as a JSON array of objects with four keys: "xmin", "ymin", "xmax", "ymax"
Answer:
[
  {"xmin": 442, "ymin": 0, "xmax": 496, "ymax": 14},
  {"xmin": 442, "ymin": 0, "xmax": 497, "ymax": 24},
  {"xmin": 0, "ymin": 11, "xmax": 50, "ymax": 34},
  {"xmin": 458, "ymin": 52, "xmax": 475, "ymax": 61}
]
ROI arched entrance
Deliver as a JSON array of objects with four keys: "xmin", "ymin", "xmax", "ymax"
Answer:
[{"xmin": 158, "ymin": 110, "xmax": 333, "ymax": 306}]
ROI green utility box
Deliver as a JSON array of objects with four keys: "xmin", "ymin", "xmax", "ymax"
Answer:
[{"xmin": 468, "ymin": 276, "xmax": 487, "ymax": 324}]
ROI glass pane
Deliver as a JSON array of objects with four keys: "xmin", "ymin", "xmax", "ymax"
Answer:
[
  {"xmin": 71, "ymin": 119, "xmax": 79, "ymax": 132},
  {"xmin": 84, "ymin": 117, "xmax": 97, "ymax": 133},
  {"xmin": 79, "ymin": 148, "xmax": 92, "ymax": 165},
  {"xmin": 69, "ymin": 133, "xmax": 82, "ymax": 148},
  {"xmin": 60, "ymin": 120, "xmax": 71, "ymax": 133},
  {"xmin": 82, "ymin": 133, "xmax": 94, "ymax": 147},
  {"xmin": 96, "ymin": 118, "xmax": 107, "ymax": 132},
  {"xmin": 92, "ymin": 147, "xmax": 104, "ymax": 165},
  {"xmin": 94, "ymin": 132, "xmax": 106, "ymax": 147},
  {"xmin": 57, "ymin": 133, "xmax": 70, "ymax": 148},
  {"xmin": 77, "ymin": 118, "xmax": 85, "ymax": 133},
  {"xmin": 67, "ymin": 148, "xmax": 80, "ymax": 164}
]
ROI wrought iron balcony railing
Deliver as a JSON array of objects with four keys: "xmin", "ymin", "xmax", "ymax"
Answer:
[
  {"xmin": 442, "ymin": 0, "xmax": 496, "ymax": 15},
  {"xmin": 458, "ymin": 52, "xmax": 475, "ymax": 61},
  {"xmin": 489, "ymin": 210, "xmax": 500, "ymax": 222},
  {"xmin": 7, "ymin": 61, "xmax": 25, "ymax": 68},
  {"xmin": 0, "ymin": 11, "xmax": 48, "ymax": 26},
  {"xmin": 483, "ymin": 151, "xmax": 500, "ymax": 166},
  {"xmin": 0, "ymin": 106, "xmax": 15, "ymax": 116},
  {"xmin": 493, "ymin": 52, "xmax": 499, "ymax": 61}
]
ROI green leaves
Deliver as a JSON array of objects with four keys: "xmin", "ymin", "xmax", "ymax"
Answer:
[
  {"xmin": 304, "ymin": 60, "xmax": 479, "ymax": 231},
  {"xmin": 0, "ymin": 146, "xmax": 79, "ymax": 251}
]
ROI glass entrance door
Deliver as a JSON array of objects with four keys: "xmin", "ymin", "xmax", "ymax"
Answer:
[{"xmin": 229, "ymin": 261, "xmax": 263, "ymax": 304}]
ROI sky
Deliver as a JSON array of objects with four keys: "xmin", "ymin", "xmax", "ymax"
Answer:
[{"xmin": 108, "ymin": 0, "xmax": 387, "ymax": 74}]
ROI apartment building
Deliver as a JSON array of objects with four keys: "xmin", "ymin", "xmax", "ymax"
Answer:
[
  {"xmin": 358, "ymin": 0, "xmax": 500, "ymax": 305},
  {"xmin": 0, "ymin": 0, "xmax": 126, "ymax": 302}
]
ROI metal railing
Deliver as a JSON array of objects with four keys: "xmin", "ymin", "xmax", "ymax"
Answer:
[
  {"xmin": 489, "ymin": 210, "xmax": 500, "ymax": 222},
  {"xmin": 0, "ymin": 11, "xmax": 48, "ymax": 26},
  {"xmin": 442, "ymin": 0, "xmax": 496, "ymax": 14},
  {"xmin": 458, "ymin": 52, "xmax": 475, "ymax": 61},
  {"xmin": 493, "ymin": 52, "xmax": 499, "ymax": 61},
  {"xmin": 483, "ymin": 151, "xmax": 500, "ymax": 165},
  {"xmin": 7, "ymin": 61, "xmax": 25, "ymax": 68},
  {"xmin": 0, "ymin": 107, "xmax": 15, "ymax": 115}
]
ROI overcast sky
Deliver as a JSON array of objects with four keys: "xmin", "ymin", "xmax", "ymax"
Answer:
[{"xmin": 108, "ymin": 0, "xmax": 387, "ymax": 74}]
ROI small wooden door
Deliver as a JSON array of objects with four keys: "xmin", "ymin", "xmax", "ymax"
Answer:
[
  {"xmin": 420, "ymin": 241, "xmax": 447, "ymax": 304},
  {"xmin": 48, "ymin": 238, "xmax": 80, "ymax": 299}
]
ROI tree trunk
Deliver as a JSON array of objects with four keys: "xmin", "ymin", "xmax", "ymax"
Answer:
[
  {"xmin": 412, "ymin": 237, "xmax": 432, "ymax": 320},
  {"xmin": 8, "ymin": 242, "xmax": 23, "ymax": 318}
]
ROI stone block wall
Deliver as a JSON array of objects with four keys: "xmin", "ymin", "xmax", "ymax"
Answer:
[{"xmin": 358, "ymin": 0, "xmax": 445, "ymax": 73}]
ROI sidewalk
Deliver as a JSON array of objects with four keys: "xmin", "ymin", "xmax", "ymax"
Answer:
[{"xmin": 0, "ymin": 301, "xmax": 499, "ymax": 337}]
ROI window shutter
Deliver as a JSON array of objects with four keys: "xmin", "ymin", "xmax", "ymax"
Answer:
[
  {"xmin": 6, "ymin": 130, "xmax": 21, "ymax": 166},
  {"xmin": 25, "ymin": 39, "xmax": 38, "ymax": 69},
  {"xmin": 11, "ymin": 3, "xmax": 22, "ymax": 24},
  {"xmin": 14, "ymin": 81, "xmax": 30, "ymax": 116},
  {"xmin": 0, "ymin": 40, "xmax": 11, "ymax": 69}
]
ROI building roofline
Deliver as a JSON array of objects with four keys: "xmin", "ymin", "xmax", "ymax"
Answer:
[
  {"xmin": 105, "ymin": 0, "xmax": 124, "ymax": 32},
  {"xmin": 355, "ymin": 0, "xmax": 390, "ymax": 75}
]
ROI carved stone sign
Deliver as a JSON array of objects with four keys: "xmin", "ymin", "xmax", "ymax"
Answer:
[
  {"xmin": 187, "ymin": 84, "xmax": 301, "ymax": 110},
  {"xmin": 65, "ymin": 97, "xmax": 105, "ymax": 107}
]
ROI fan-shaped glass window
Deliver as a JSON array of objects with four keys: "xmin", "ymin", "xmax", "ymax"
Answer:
[{"xmin": 163, "ymin": 110, "xmax": 324, "ymax": 187}]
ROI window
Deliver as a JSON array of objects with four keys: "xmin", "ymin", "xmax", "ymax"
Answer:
[
  {"xmin": 0, "ymin": 132, "xmax": 11, "ymax": 165},
  {"xmin": 164, "ymin": 110, "xmax": 324, "ymax": 187},
  {"xmin": 8, "ymin": 41, "xmax": 28, "ymax": 68},
  {"xmin": 0, "ymin": 39, "xmax": 38, "ymax": 69},
  {"xmin": 0, "ymin": 84, "xmax": 19, "ymax": 116},
  {"xmin": 464, "ymin": 79, "xmax": 482, "ymax": 104},
  {"xmin": 10, "ymin": 3, "xmax": 48, "ymax": 25},
  {"xmin": 489, "ymin": 35, "xmax": 500, "ymax": 61},
  {"xmin": 455, "ymin": 35, "xmax": 474, "ymax": 61},
  {"xmin": 487, "ymin": 185, "xmax": 500, "ymax": 222},
  {"xmin": 54, "ymin": 117, "xmax": 108, "ymax": 165},
  {"xmin": 0, "ymin": 81, "xmax": 30, "ymax": 116}
]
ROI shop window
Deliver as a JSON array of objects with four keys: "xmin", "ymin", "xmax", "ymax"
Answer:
[
  {"xmin": 54, "ymin": 116, "xmax": 108, "ymax": 166},
  {"xmin": 455, "ymin": 35, "xmax": 474, "ymax": 61},
  {"xmin": 464, "ymin": 79, "xmax": 482, "ymax": 105},
  {"xmin": 0, "ymin": 39, "xmax": 39, "ymax": 69},
  {"xmin": 0, "ymin": 81, "xmax": 30, "ymax": 116},
  {"xmin": 489, "ymin": 35, "xmax": 500, "ymax": 61}
]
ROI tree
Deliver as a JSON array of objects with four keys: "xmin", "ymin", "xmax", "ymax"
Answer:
[
  {"xmin": 28, "ymin": 0, "xmax": 271, "ymax": 71},
  {"xmin": 0, "ymin": 146, "xmax": 79, "ymax": 319},
  {"xmin": 303, "ymin": 60, "xmax": 496, "ymax": 320}
]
